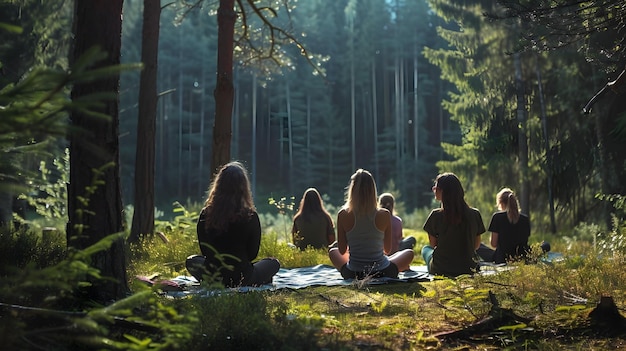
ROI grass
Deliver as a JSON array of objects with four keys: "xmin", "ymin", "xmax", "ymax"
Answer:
[
  {"xmin": 4, "ymin": 206, "xmax": 626, "ymax": 350},
  {"xmin": 124, "ymin": 221, "xmax": 626, "ymax": 350}
]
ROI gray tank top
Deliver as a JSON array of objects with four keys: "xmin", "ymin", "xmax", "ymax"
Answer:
[{"xmin": 346, "ymin": 210, "xmax": 390, "ymax": 273}]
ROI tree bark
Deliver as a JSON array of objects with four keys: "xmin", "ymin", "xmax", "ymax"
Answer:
[
  {"xmin": 211, "ymin": 0, "xmax": 236, "ymax": 179},
  {"xmin": 514, "ymin": 51, "xmax": 530, "ymax": 216},
  {"xmin": 68, "ymin": 0, "xmax": 128, "ymax": 302},
  {"xmin": 129, "ymin": 0, "xmax": 161, "ymax": 244},
  {"xmin": 535, "ymin": 55, "xmax": 557, "ymax": 234}
]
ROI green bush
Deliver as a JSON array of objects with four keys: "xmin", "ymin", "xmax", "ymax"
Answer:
[
  {"xmin": 595, "ymin": 194, "xmax": 626, "ymax": 256},
  {"xmin": 0, "ymin": 225, "xmax": 66, "ymax": 275},
  {"xmin": 177, "ymin": 292, "xmax": 319, "ymax": 350},
  {"xmin": 0, "ymin": 233, "xmax": 197, "ymax": 350}
]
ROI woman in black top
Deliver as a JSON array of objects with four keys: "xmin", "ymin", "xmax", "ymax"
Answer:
[
  {"xmin": 186, "ymin": 161, "xmax": 280, "ymax": 287},
  {"xmin": 292, "ymin": 187, "xmax": 335, "ymax": 250},
  {"xmin": 478, "ymin": 188, "xmax": 530, "ymax": 264}
]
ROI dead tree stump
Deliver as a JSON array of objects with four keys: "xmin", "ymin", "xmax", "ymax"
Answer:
[{"xmin": 588, "ymin": 295, "xmax": 626, "ymax": 335}]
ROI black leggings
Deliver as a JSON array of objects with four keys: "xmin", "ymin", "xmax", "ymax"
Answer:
[{"xmin": 186, "ymin": 255, "xmax": 280, "ymax": 287}]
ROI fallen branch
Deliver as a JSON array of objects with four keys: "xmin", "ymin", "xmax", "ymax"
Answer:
[{"xmin": 432, "ymin": 291, "xmax": 531, "ymax": 340}]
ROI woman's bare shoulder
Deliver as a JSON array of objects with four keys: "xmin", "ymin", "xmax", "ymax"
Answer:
[{"xmin": 376, "ymin": 208, "xmax": 391, "ymax": 217}]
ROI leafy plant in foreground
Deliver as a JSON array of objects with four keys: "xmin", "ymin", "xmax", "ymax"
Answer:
[{"xmin": 0, "ymin": 233, "xmax": 197, "ymax": 350}]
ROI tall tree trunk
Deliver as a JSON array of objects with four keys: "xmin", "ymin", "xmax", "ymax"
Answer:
[
  {"xmin": 286, "ymin": 80, "xmax": 294, "ymax": 194},
  {"xmin": 346, "ymin": 1, "xmax": 356, "ymax": 171},
  {"xmin": 198, "ymin": 66, "xmax": 206, "ymax": 195},
  {"xmin": 350, "ymin": 28, "xmax": 356, "ymax": 171},
  {"xmin": 413, "ymin": 41, "xmax": 419, "ymax": 160},
  {"xmin": 211, "ymin": 0, "xmax": 236, "ymax": 179},
  {"xmin": 251, "ymin": 74, "xmax": 257, "ymax": 197},
  {"xmin": 68, "ymin": 0, "xmax": 127, "ymax": 302},
  {"xmin": 394, "ymin": 56, "xmax": 401, "ymax": 169},
  {"xmin": 306, "ymin": 93, "xmax": 311, "ymax": 185},
  {"xmin": 129, "ymin": 0, "xmax": 161, "ymax": 243},
  {"xmin": 177, "ymin": 28, "xmax": 183, "ymax": 197},
  {"xmin": 535, "ymin": 54, "xmax": 556, "ymax": 234},
  {"xmin": 372, "ymin": 61, "xmax": 379, "ymax": 178},
  {"xmin": 514, "ymin": 52, "xmax": 530, "ymax": 216},
  {"xmin": 232, "ymin": 67, "xmax": 240, "ymax": 159}
]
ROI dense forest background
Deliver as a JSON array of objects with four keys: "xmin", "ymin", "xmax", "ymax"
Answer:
[
  {"xmin": 119, "ymin": 0, "xmax": 453, "ymax": 216},
  {"xmin": 2, "ymin": 0, "xmax": 624, "ymax": 235},
  {"xmin": 2, "ymin": 2, "xmax": 626, "ymax": 347}
]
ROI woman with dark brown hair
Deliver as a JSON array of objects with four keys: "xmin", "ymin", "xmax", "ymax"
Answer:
[
  {"xmin": 421, "ymin": 172, "xmax": 485, "ymax": 277},
  {"xmin": 292, "ymin": 188, "xmax": 335, "ymax": 250},
  {"xmin": 186, "ymin": 161, "xmax": 280, "ymax": 287}
]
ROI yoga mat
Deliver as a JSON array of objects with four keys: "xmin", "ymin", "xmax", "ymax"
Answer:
[{"xmin": 157, "ymin": 265, "xmax": 433, "ymax": 297}]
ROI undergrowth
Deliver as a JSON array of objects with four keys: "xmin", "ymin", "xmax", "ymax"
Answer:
[{"xmin": 3, "ymin": 195, "xmax": 626, "ymax": 350}]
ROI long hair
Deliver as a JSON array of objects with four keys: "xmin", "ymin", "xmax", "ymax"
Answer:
[
  {"xmin": 345, "ymin": 169, "xmax": 378, "ymax": 217},
  {"xmin": 435, "ymin": 172, "xmax": 468, "ymax": 224},
  {"xmin": 497, "ymin": 187, "xmax": 520, "ymax": 224},
  {"xmin": 294, "ymin": 188, "xmax": 332, "ymax": 224},
  {"xmin": 378, "ymin": 192, "xmax": 395, "ymax": 214},
  {"xmin": 203, "ymin": 161, "xmax": 255, "ymax": 231}
]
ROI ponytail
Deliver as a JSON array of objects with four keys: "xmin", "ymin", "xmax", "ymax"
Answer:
[
  {"xmin": 497, "ymin": 188, "xmax": 520, "ymax": 224},
  {"xmin": 506, "ymin": 193, "xmax": 520, "ymax": 224}
]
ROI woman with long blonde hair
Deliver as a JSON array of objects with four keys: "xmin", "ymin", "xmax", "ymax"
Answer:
[{"xmin": 329, "ymin": 169, "xmax": 414, "ymax": 279}]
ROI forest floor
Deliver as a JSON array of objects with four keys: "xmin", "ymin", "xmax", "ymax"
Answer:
[
  {"xmin": 129, "ymin": 227, "xmax": 626, "ymax": 350},
  {"xmin": 261, "ymin": 268, "xmax": 626, "ymax": 350}
]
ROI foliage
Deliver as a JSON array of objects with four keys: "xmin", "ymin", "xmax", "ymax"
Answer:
[
  {"xmin": 8, "ymin": 206, "xmax": 626, "ymax": 350},
  {"xmin": 424, "ymin": 0, "xmax": 611, "ymax": 232},
  {"xmin": 177, "ymin": 291, "xmax": 320, "ymax": 350},
  {"xmin": 497, "ymin": 0, "xmax": 626, "ymax": 69},
  {"xmin": 0, "ymin": 225, "xmax": 66, "ymax": 274},
  {"xmin": 0, "ymin": 65, "xmax": 73, "ymax": 201},
  {"xmin": 158, "ymin": 201, "xmax": 201, "ymax": 234},
  {"xmin": 129, "ymin": 203, "xmax": 201, "ymax": 284},
  {"xmin": 259, "ymin": 231, "xmax": 331, "ymax": 268},
  {"xmin": 0, "ymin": 233, "xmax": 196, "ymax": 350},
  {"xmin": 267, "ymin": 195, "xmax": 296, "ymax": 242},
  {"xmin": 595, "ymin": 194, "xmax": 626, "ymax": 255},
  {"xmin": 16, "ymin": 148, "xmax": 69, "ymax": 230}
]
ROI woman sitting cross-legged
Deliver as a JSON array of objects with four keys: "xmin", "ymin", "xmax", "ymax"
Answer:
[
  {"xmin": 329, "ymin": 169, "xmax": 414, "ymax": 279},
  {"xmin": 186, "ymin": 161, "xmax": 280, "ymax": 287},
  {"xmin": 476, "ymin": 187, "xmax": 550, "ymax": 264},
  {"xmin": 378, "ymin": 192, "xmax": 416, "ymax": 254},
  {"xmin": 292, "ymin": 187, "xmax": 336, "ymax": 250},
  {"xmin": 421, "ymin": 172, "xmax": 486, "ymax": 277}
]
